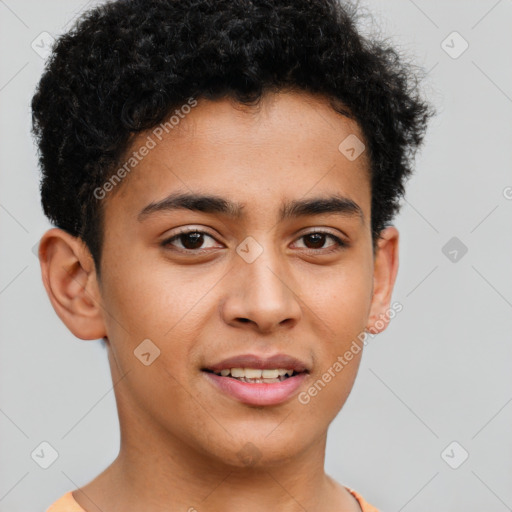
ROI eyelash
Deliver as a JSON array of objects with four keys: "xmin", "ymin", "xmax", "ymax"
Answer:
[{"xmin": 160, "ymin": 228, "xmax": 348, "ymax": 255}]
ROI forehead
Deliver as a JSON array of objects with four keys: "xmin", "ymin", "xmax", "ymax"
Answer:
[{"xmin": 104, "ymin": 90, "xmax": 371, "ymax": 224}]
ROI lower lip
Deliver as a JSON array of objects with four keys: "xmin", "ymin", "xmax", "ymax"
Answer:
[{"xmin": 203, "ymin": 371, "xmax": 307, "ymax": 406}]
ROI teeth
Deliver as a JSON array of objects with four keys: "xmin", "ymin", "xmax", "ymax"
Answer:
[
  {"xmin": 245, "ymin": 368, "xmax": 262, "ymax": 378},
  {"xmin": 231, "ymin": 368, "xmax": 245, "ymax": 378},
  {"xmin": 213, "ymin": 367, "xmax": 296, "ymax": 378},
  {"xmin": 236, "ymin": 377, "xmax": 282, "ymax": 383}
]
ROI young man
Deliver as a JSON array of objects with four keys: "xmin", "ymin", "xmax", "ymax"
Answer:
[{"xmin": 32, "ymin": 0, "xmax": 431, "ymax": 510}]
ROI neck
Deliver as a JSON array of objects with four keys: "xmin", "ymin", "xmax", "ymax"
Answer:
[{"xmin": 72, "ymin": 413, "xmax": 359, "ymax": 512}]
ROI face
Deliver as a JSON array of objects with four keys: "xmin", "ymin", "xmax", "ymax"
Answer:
[{"xmin": 42, "ymin": 90, "xmax": 398, "ymax": 469}]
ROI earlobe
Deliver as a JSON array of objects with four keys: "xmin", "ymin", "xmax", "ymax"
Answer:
[
  {"xmin": 366, "ymin": 226, "xmax": 399, "ymax": 335},
  {"xmin": 38, "ymin": 228, "xmax": 107, "ymax": 340}
]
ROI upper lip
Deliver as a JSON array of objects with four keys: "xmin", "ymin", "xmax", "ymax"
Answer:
[{"xmin": 203, "ymin": 353, "xmax": 310, "ymax": 373}]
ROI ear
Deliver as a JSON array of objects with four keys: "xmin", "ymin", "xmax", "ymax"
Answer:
[
  {"xmin": 38, "ymin": 228, "xmax": 107, "ymax": 340},
  {"xmin": 366, "ymin": 226, "xmax": 399, "ymax": 335}
]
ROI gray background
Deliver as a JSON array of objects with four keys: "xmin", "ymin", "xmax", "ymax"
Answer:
[{"xmin": 1, "ymin": 1, "xmax": 511, "ymax": 510}]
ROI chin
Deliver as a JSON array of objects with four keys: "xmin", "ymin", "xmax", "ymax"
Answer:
[{"xmin": 205, "ymin": 428, "xmax": 313, "ymax": 470}]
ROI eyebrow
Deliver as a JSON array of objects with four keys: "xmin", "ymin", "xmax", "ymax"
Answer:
[{"xmin": 137, "ymin": 191, "xmax": 364, "ymax": 223}]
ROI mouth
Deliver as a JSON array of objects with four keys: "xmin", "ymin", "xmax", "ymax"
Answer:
[
  {"xmin": 202, "ymin": 367, "xmax": 303, "ymax": 383},
  {"xmin": 201, "ymin": 354, "xmax": 310, "ymax": 406}
]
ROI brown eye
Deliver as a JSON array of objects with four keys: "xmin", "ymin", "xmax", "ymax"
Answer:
[
  {"xmin": 178, "ymin": 232, "xmax": 204, "ymax": 250},
  {"xmin": 295, "ymin": 232, "xmax": 346, "ymax": 251},
  {"xmin": 303, "ymin": 233, "xmax": 328, "ymax": 249},
  {"xmin": 161, "ymin": 230, "xmax": 221, "ymax": 252}
]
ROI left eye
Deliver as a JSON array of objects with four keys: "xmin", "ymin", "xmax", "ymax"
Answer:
[{"xmin": 293, "ymin": 232, "xmax": 345, "ymax": 251}]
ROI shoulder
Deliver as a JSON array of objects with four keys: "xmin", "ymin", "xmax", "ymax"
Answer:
[
  {"xmin": 345, "ymin": 486, "xmax": 381, "ymax": 512},
  {"xmin": 47, "ymin": 487, "xmax": 379, "ymax": 512},
  {"xmin": 46, "ymin": 491, "xmax": 86, "ymax": 512}
]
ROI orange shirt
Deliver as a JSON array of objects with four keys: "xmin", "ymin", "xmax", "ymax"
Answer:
[{"xmin": 46, "ymin": 487, "xmax": 380, "ymax": 511}]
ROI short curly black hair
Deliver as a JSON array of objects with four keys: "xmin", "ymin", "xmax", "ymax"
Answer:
[{"xmin": 31, "ymin": 0, "xmax": 432, "ymax": 277}]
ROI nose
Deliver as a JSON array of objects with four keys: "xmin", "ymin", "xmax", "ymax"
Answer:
[{"xmin": 220, "ymin": 242, "xmax": 302, "ymax": 333}]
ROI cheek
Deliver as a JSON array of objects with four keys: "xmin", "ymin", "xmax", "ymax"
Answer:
[
  {"xmin": 295, "ymin": 261, "xmax": 372, "ymax": 416},
  {"xmin": 298, "ymin": 278, "xmax": 369, "ymax": 418},
  {"xmin": 99, "ymin": 259, "xmax": 221, "ymax": 392},
  {"xmin": 304, "ymin": 259, "xmax": 373, "ymax": 337},
  {"xmin": 101, "ymin": 259, "xmax": 207, "ymax": 340},
  {"xmin": 99, "ymin": 264, "xmax": 208, "ymax": 423}
]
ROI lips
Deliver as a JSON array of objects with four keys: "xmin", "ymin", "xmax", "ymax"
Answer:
[
  {"xmin": 203, "ymin": 353, "xmax": 309, "ymax": 373},
  {"xmin": 202, "ymin": 353, "xmax": 310, "ymax": 406}
]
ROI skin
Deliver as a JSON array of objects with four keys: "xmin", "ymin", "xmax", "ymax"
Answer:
[{"xmin": 39, "ymin": 90, "xmax": 399, "ymax": 512}]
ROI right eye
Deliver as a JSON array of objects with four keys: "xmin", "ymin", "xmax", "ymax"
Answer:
[{"xmin": 161, "ymin": 229, "xmax": 224, "ymax": 253}]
